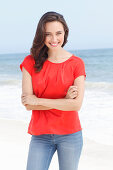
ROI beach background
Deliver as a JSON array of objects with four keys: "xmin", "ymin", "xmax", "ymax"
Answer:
[
  {"xmin": 0, "ymin": 48, "xmax": 113, "ymax": 170},
  {"xmin": 0, "ymin": 0, "xmax": 113, "ymax": 169}
]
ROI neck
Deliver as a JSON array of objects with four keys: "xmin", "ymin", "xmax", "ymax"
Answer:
[{"xmin": 47, "ymin": 48, "xmax": 65, "ymax": 60}]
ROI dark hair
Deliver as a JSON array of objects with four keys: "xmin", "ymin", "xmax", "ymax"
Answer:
[{"xmin": 30, "ymin": 11, "xmax": 69, "ymax": 72}]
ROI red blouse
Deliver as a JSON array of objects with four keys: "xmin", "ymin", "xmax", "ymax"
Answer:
[{"xmin": 20, "ymin": 54, "xmax": 86, "ymax": 135}]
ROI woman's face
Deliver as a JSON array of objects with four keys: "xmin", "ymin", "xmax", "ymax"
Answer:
[{"xmin": 44, "ymin": 21, "xmax": 65, "ymax": 49}]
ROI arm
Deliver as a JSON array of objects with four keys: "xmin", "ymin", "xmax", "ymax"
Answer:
[
  {"xmin": 25, "ymin": 104, "xmax": 54, "ymax": 111},
  {"xmin": 21, "ymin": 67, "xmax": 53, "ymax": 110},
  {"xmin": 38, "ymin": 75, "xmax": 85, "ymax": 111},
  {"xmin": 22, "ymin": 67, "xmax": 85, "ymax": 111}
]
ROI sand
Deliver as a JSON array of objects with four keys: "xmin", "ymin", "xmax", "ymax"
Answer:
[{"xmin": 0, "ymin": 118, "xmax": 113, "ymax": 170}]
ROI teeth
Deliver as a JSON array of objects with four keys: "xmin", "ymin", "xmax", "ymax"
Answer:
[{"xmin": 50, "ymin": 43, "xmax": 59, "ymax": 47}]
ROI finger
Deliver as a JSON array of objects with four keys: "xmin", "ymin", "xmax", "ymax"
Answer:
[
  {"xmin": 22, "ymin": 98, "xmax": 27, "ymax": 105},
  {"xmin": 23, "ymin": 101, "xmax": 27, "ymax": 106},
  {"xmin": 73, "ymin": 90, "xmax": 77, "ymax": 93},
  {"xmin": 68, "ymin": 93, "xmax": 77, "ymax": 99},
  {"xmin": 74, "ymin": 93, "xmax": 77, "ymax": 97},
  {"xmin": 21, "ymin": 96, "xmax": 27, "ymax": 101},
  {"xmin": 21, "ymin": 95, "xmax": 25, "ymax": 99},
  {"xmin": 68, "ymin": 86, "xmax": 78, "ymax": 92},
  {"xmin": 70, "ymin": 93, "xmax": 78, "ymax": 97},
  {"xmin": 21, "ymin": 98, "xmax": 24, "ymax": 104},
  {"xmin": 69, "ymin": 91, "xmax": 78, "ymax": 97},
  {"xmin": 72, "ymin": 86, "xmax": 78, "ymax": 91},
  {"xmin": 70, "ymin": 85, "xmax": 78, "ymax": 89},
  {"xmin": 21, "ymin": 94, "xmax": 24, "ymax": 97},
  {"xmin": 71, "ymin": 94, "xmax": 77, "ymax": 98},
  {"xmin": 69, "ymin": 88, "xmax": 78, "ymax": 93},
  {"xmin": 21, "ymin": 100, "xmax": 25, "ymax": 105},
  {"xmin": 21, "ymin": 98, "xmax": 25, "ymax": 103},
  {"xmin": 21, "ymin": 94, "xmax": 27, "ymax": 98},
  {"xmin": 68, "ymin": 86, "xmax": 74, "ymax": 92},
  {"xmin": 73, "ymin": 85, "xmax": 78, "ymax": 89}
]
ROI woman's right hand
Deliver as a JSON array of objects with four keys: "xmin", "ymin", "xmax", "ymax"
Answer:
[{"xmin": 65, "ymin": 86, "xmax": 78, "ymax": 99}]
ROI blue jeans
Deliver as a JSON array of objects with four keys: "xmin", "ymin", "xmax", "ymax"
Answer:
[{"xmin": 26, "ymin": 130, "xmax": 83, "ymax": 170}]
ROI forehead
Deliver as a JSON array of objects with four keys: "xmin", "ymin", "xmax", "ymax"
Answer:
[{"xmin": 45, "ymin": 21, "xmax": 64, "ymax": 32}]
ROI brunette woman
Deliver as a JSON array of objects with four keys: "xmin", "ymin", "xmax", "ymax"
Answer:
[{"xmin": 20, "ymin": 11, "xmax": 86, "ymax": 170}]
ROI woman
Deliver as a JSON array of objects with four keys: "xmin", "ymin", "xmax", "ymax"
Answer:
[{"xmin": 20, "ymin": 11, "xmax": 86, "ymax": 170}]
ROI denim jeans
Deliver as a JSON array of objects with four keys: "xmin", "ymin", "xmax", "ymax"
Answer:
[{"xmin": 26, "ymin": 130, "xmax": 83, "ymax": 170}]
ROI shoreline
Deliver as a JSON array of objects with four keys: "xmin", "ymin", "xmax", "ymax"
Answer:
[{"xmin": 0, "ymin": 118, "xmax": 113, "ymax": 170}]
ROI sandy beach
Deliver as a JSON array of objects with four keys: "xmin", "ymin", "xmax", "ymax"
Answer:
[{"xmin": 0, "ymin": 118, "xmax": 113, "ymax": 170}]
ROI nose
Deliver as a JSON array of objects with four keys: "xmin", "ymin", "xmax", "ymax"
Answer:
[{"xmin": 51, "ymin": 35, "xmax": 57, "ymax": 42}]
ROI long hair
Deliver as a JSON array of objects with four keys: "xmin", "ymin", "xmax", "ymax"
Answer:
[{"xmin": 30, "ymin": 11, "xmax": 69, "ymax": 72}]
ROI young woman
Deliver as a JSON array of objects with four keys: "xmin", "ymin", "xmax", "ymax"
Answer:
[{"xmin": 20, "ymin": 11, "xmax": 86, "ymax": 170}]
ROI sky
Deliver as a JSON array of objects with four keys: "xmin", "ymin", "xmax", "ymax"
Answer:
[{"xmin": 0, "ymin": 0, "xmax": 113, "ymax": 54}]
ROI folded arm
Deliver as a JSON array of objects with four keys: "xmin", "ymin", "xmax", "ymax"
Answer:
[
  {"xmin": 21, "ymin": 67, "xmax": 53, "ymax": 110},
  {"xmin": 25, "ymin": 104, "xmax": 53, "ymax": 111},
  {"xmin": 38, "ymin": 75, "xmax": 85, "ymax": 111},
  {"xmin": 21, "ymin": 67, "xmax": 85, "ymax": 111}
]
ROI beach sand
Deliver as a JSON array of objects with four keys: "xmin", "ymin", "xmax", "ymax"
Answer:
[{"xmin": 0, "ymin": 118, "xmax": 113, "ymax": 170}]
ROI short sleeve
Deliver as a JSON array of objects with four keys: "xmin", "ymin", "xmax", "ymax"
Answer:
[
  {"xmin": 20, "ymin": 55, "xmax": 34, "ymax": 76},
  {"xmin": 73, "ymin": 57, "xmax": 86, "ymax": 80}
]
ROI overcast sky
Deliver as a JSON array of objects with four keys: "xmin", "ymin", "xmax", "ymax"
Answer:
[{"xmin": 0, "ymin": 0, "xmax": 113, "ymax": 54}]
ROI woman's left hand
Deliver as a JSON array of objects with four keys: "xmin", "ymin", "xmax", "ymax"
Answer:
[{"xmin": 21, "ymin": 94, "xmax": 39, "ymax": 106}]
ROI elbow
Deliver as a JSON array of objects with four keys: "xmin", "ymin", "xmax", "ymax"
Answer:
[
  {"xmin": 76, "ymin": 106, "xmax": 81, "ymax": 111},
  {"xmin": 73, "ymin": 101, "xmax": 82, "ymax": 111},
  {"xmin": 74, "ymin": 106, "xmax": 81, "ymax": 111},
  {"xmin": 25, "ymin": 104, "xmax": 31, "ymax": 111}
]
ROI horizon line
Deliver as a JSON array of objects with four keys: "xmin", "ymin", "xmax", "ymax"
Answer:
[{"xmin": 0, "ymin": 47, "xmax": 113, "ymax": 55}]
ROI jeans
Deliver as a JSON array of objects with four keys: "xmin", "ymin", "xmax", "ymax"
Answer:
[{"xmin": 26, "ymin": 130, "xmax": 83, "ymax": 170}]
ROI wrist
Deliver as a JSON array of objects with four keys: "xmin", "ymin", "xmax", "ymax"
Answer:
[{"xmin": 36, "ymin": 97, "xmax": 41, "ymax": 105}]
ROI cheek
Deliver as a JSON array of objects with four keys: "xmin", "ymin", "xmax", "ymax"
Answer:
[
  {"xmin": 61, "ymin": 36, "xmax": 64, "ymax": 41},
  {"xmin": 44, "ymin": 37, "xmax": 49, "ymax": 45},
  {"xmin": 44, "ymin": 37, "xmax": 48, "ymax": 42},
  {"xmin": 59, "ymin": 35, "xmax": 64, "ymax": 42}
]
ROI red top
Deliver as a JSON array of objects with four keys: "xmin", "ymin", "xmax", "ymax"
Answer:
[{"xmin": 20, "ymin": 54, "xmax": 86, "ymax": 135}]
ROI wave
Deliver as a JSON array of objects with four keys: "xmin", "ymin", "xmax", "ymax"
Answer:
[
  {"xmin": 85, "ymin": 81, "xmax": 113, "ymax": 91},
  {"xmin": 0, "ymin": 79, "xmax": 113, "ymax": 91},
  {"xmin": 0, "ymin": 79, "xmax": 21, "ymax": 86}
]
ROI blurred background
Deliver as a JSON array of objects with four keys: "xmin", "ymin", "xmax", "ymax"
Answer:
[{"xmin": 0, "ymin": 1, "xmax": 113, "ymax": 170}]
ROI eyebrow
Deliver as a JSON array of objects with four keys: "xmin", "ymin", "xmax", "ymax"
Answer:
[{"xmin": 45, "ymin": 31, "xmax": 63, "ymax": 34}]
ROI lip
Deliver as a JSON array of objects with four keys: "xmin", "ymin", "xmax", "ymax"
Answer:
[{"xmin": 50, "ymin": 43, "xmax": 59, "ymax": 47}]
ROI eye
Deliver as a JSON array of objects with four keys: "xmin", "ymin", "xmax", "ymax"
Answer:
[
  {"xmin": 57, "ymin": 32, "xmax": 62, "ymax": 35},
  {"xmin": 45, "ymin": 32, "xmax": 51, "ymax": 36},
  {"xmin": 45, "ymin": 34, "xmax": 50, "ymax": 36}
]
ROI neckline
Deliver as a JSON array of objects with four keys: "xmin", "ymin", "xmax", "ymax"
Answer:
[{"xmin": 46, "ymin": 54, "xmax": 74, "ymax": 64}]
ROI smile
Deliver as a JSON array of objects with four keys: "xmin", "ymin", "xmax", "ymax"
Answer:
[{"xmin": 50, "ymin": 43, "xmax": 59, "ymax": 47}]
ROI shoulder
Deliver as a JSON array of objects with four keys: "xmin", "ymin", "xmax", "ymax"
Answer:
[
  {"xmin": 72, "ymin": 55, "xmax": 84, "ymax": 62},
  {"xmin": 71, "ymin": 55, "xmax": 86, "ymax": 79},
  {"xmin": 23, "ymin": 54, "xmax": 35, "ymax": 64},
  {"xmin": 70, "ymin": 55, "xmax": 85, "ymax": 65},
  {"xmin": 20, "ymin": 54, "xmax": 35, "ymax": 75}
]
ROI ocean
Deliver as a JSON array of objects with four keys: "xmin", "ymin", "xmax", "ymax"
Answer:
[{"xmin": 0, "ymin": 48, "xmax": 113, "ymax": 145}]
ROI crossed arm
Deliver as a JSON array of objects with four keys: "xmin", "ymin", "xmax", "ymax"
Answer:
[{"xmin": 21, "ymin": 67, "xmax": 85, "ymax": 111}]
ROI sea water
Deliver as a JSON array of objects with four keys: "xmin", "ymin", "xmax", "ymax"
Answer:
[{"xmin": 0, "ymin": 48, "xmax": 113, "ymax": 145}]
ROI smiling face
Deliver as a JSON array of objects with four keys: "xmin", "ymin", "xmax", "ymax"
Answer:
[{"xmin": 44, "ymin": 21, "xmax": 65, "ymax": 50}]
